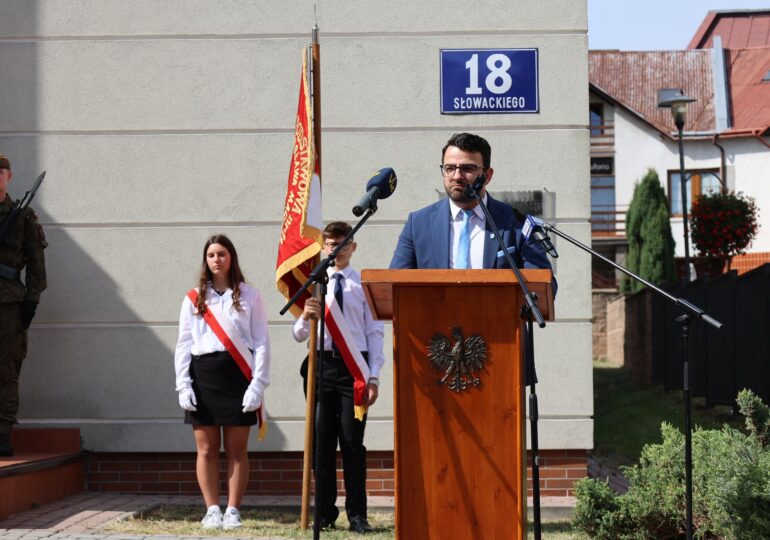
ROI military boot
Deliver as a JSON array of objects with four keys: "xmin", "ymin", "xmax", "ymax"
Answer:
[{"xmin": 0, "ymin": 432, "xmax": 12, "ymax": 457}]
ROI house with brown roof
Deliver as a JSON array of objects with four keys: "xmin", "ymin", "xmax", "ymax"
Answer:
[{"xmin": 588, "ymin": 9, "xmax": 770, "ymax": 292}]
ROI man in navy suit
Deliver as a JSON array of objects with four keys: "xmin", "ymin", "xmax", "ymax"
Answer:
[{"xmin": 389, "ymin": 133, "xmax": 556, "ymax": 292}]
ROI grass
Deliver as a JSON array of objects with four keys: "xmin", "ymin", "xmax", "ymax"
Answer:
[
  {"xmin": 592, "ymin": 359, "xmax": 742, "ymax": 463},
  {"xmin": 101, "ymin": 505, "xmax": 394, "ymax": 539},
  {"xmin": 101, "ymin": 504, "xmax": 587, "ymax": 539},
  {"xmin": 527, "ymin": 521, "xmax": 589, "ymax": 539}
]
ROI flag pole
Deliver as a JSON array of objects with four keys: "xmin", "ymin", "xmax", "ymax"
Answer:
[{"xmin": 300, "ymin": 24, "xmax": 321, "ymax": 532}]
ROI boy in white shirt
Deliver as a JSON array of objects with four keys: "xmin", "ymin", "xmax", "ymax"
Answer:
[{"xmin": 292, "ymin": 222, "xmax": 384, "ymax": 534}]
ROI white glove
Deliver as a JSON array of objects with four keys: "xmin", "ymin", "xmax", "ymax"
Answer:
[
  {"xmin": 242, "ymin": 385, "xmax": 263, "ymax": 413},
  {"xmin": 178, "ymin": 387, "xmax": 197, "ymax": 411}
]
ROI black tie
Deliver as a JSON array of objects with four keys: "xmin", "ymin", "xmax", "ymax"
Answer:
[
  {"xmin": 333, "ymin": 273, "xmax": 344, "ymax": 313},
  {"xmin": 332, "ymin": 273, "xmax": 344, "ymax": 355}
]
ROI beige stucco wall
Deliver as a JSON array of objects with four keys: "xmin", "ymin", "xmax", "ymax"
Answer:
[{"xmin": 1, "ymin": 0, "xmax": 591, "ymax": 452}]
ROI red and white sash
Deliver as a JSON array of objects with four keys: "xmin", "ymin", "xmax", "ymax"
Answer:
[
  {"xmin": 324, "ymin": 294, "xmax": 371, "ymax": 421},
  {"xmin": 187, "ymin": 288, "xmax": 266, "ymax": 439}
]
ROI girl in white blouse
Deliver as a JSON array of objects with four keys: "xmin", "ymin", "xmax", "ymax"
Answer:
[{"xmin": 174, "ymin": 235, "xmax": 270, "ymax": 530}]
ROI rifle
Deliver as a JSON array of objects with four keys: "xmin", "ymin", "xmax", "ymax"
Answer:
[{"xmin": 0, "ymin": 171, "xmax": 46, "ymax": 279}]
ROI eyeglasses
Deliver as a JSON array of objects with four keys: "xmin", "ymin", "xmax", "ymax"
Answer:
[
  {"xmin": 323, "ymin": 241, "xmax": 352, "ymax": 249},
  {"xmin": 439, "ymin": 163, "xmax": 484, "ymax": 177}
]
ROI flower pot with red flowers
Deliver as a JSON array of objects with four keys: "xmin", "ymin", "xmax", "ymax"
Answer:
[{"xmin": 690, "ymin": 190, "xmax": 759, "ymax": 272}]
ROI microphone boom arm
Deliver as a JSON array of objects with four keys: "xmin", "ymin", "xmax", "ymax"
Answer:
[{"xmin": 541, "ymin": 222, "xmax": 721, "ymax": 328}]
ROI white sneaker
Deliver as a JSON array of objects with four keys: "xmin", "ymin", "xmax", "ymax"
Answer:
[
  {"xmin": 222, "ymin": 506, "xmax": 243, "ymax": 530},
  {"xmin": 201, "ymin": 505, "xmax": 223, "ymax": 529}
]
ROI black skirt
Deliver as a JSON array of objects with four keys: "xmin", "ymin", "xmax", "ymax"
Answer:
[{"xmin": 185, "ymin": 351, "xmax": 257, "ymax": 426}]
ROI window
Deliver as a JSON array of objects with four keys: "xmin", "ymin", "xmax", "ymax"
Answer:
[
  {"xmin": 668, "ymin": 169, "xmax": 721, "ymax": 216},
  {"xmin": 591, "ymin": 176, "xmax": 616, "ymax": 232},
  {"xmin": 589, "ymin": 103, "xmax": 604, "ymax": 136}
]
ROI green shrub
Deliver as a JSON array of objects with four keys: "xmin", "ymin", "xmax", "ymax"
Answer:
[
  {"xmin": 573, "ymin": 478, "xmax": 639, "ymax": 539},
  {"xmin": 574, "ymin": 390, "xmax": 770, "ymax": 539},
  {"xmin": 737, "ymin": 389, "xmax": 770, "ymax": 448}
]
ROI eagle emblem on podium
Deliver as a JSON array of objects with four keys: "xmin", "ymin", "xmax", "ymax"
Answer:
[{"xmin": 427, "ymin": 326, "xmax": 488, "ymax": 393}]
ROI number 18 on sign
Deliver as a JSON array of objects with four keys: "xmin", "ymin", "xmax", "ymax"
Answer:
[{"xmin": 440, "ymin": 49, "xmax": 539, "ymax": 114}]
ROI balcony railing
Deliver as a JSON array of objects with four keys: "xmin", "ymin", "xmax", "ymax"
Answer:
[
  {"xmin": 590, "ymin": 206, "xmax": 627, "ymax": 237},
  {"xmin": 590, "ymin": 123, "xmax": 614, "ymax": 152}
]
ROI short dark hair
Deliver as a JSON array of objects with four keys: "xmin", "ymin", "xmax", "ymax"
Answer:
[
  {"xmin": 323, "ymin": 221, "xmax": 352, "ymax": 239},
  {"xmin": 441, "ymin": 133, "xmax": 491, "ymax": 169}
]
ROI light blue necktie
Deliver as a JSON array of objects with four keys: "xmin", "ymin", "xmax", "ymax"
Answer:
[{"xmin": 456, "ymin": 209, "xmax": 473, "ymax": 269}]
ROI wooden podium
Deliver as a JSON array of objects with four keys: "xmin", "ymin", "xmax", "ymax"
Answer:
[{"xmin": 361, "ymin": 269, "xmax": 554, "ymax": 540}]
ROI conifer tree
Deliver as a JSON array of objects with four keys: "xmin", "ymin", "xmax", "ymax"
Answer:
[{"xmin": 623, "ymin": 169, "xmax": 676, "ymax": 292}]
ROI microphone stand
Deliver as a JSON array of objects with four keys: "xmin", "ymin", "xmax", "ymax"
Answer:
[
  {"xmin": 464, "ymin": 177, "xmax": 546, "ymax": 540},
  {"xmin": 280, "ymin": 204, "xmax": 378, "ymax": 540},
  {"xmin": 538, "ymin": 221, "xmax": 721, "ymax": 540}
]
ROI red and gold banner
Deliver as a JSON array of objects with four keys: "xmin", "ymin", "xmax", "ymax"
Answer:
[{"xmin": 276, "ymin": 49, "xmax": 323, "ymax": 316}]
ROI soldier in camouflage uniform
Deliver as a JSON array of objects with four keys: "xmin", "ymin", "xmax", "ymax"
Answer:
[{"xmin": 0, "ymin": 154, "xmax": 47, "ymax": 456}]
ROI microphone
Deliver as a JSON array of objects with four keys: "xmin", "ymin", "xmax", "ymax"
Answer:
[
  {"xmin": 522, "ymin": 215, "xmax": 559, "ymax": 258},
  {"xmin": 463, "ymin": 173, "xmax": 486, "ymax": 199},
  {"xmin": 352, "ymin": 167, "xmax": 398, "ymax": 216}
]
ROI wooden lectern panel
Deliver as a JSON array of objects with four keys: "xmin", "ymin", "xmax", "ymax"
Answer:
[
  {"xmin": 393, "ymin": 282, "xmax": 526, "ymax": 539},
  {"xmin": 361, "ymin": 269, "xmax": 554, "ymax": 539},
  {"xmin": 362, "ymin": 269, "xmax": 554, "ymax": 321}
]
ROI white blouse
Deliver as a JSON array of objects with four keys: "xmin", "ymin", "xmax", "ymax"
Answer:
[{"xmin": 174, "ymin": 283, "xmax": 270, "ymax": 393}]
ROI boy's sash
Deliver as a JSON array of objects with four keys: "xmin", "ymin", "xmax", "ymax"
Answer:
[
  {"xmin": 324, "ymin": 295, "xmax": 371, "ymax": 421},
  {"xmin": 187, "ymin": 288, "xmax": 266, "ymax": 439}
]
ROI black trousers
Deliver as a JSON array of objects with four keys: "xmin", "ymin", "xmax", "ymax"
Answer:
[
  {"xmin": 301, "ymin": 352, "xmax": 368, "ymax": 522},
  {"xmin": 0, "ymin": 302, "xmax": 26, "ymax": 427}
]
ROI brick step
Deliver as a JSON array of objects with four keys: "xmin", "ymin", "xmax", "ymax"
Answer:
[{"xmin": 0, "ymin": 428, "xmax": 87, "ymax": 520}]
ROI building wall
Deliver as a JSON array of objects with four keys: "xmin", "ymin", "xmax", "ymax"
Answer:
[
  {"xmin": 605, "ymin": 294, "xmax": 625, "ymax": 366},
  {"xmin": 723, "ymin": 137, "xmax": 770, "ymax": 253},
  {"xmin": 731, "ymin": 252, "xmax": 770, "ymax": 273},
  {"xmin": 1, "ymin": 1, "xmax": 591, "ymax": 455},
  {"xmin": 612, "ymin": 107, "xmax": 770, "ymax": 256},
  {"xmin": 593, "ymin": 289, "xmax": 622, "ymax": 361},
  {"xmin": 86, "ymin": 449, "xmax": 588, "ymax": 498}
]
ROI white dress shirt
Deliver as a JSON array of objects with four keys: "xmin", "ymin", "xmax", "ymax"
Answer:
[
  {"xmin": 174, "ymin": 283, "xmax": 271, "ymax": 393},
  {"xmin": 449, "ymin": 195, "xmax": 487, "ymax": 269},
  {"xmin": 292, "ymin": 265, "xmax": 386, "ymax": 379}
]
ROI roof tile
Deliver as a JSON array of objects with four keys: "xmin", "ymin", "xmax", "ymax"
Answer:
[
  {"xmin": 725, "ymin": 48, "xmax": 770, "ymax": 134},
  {"xmin": 589, "ymin": 50, "xmax": 714, "ymax": 134},
  {"xmin": 689, "ymin": 10, "xmax": 770, "ymax": 49}
]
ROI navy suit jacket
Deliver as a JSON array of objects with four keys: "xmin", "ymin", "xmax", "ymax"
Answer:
[{"xmin": 389, "ymin": 196, "xmax": 557, "ymax": 294}]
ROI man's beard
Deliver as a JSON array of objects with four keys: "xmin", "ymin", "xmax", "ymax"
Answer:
[{"xmin": 445, "ymin": 185, "xmax": 474, "ymax": 204}]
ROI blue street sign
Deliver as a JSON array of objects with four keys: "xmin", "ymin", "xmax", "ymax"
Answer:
[{"xmin": 440, "ymin": 48, "xmax": 539, "ymax": 114}]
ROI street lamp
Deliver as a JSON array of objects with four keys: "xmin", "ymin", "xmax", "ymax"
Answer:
[
  {"xmin": 658, "ymin": 89, "xmax": 697, "ymax": 282},
  {"xmin": 658, "ymin": 88, "xmax": 698, "ymax": 540}
]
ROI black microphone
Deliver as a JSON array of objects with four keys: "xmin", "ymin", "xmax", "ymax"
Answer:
[
  {"xmin": 522, "ymin": 215, "xmax": 559, "ymax": 258},
  {"xmin": 463, "ymin": 173, "xmax": 486, "ymax": 199},
  {"xmin": 352, "ymin": 167, "xmax": 397, "ymax": 216}
]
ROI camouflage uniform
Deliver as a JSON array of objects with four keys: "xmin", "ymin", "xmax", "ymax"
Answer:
[{"xmin": 0, "ymin": 193, "xmax": 47, "ymax": 434}]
